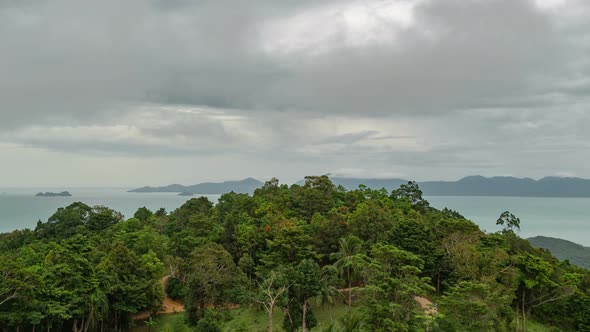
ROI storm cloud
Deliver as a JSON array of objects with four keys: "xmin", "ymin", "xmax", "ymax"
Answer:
[{"xmin": 1, "ymin": 0, "xmax": 589, "ymax": 186}]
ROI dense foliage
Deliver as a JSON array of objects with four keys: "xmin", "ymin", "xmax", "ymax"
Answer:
[{"xmin": 1, "ymin": 176, "xmax": 589, "ymax": 331}]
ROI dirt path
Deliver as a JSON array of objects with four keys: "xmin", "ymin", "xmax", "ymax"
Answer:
[
  {"xmin": 133, "ymin": 276, "xmax": 185, "ymax": 321},
  {"xmin": 414, "ymin": 296, "xmax": 437, "ymax": 315},
  {"xmin": 159, "ymin": 276, "xmax": 185, "ymax": 314}
]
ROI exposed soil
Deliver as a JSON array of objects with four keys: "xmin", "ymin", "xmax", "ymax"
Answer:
[
  {"xmin": 414, "ymin": 296, "xmax": 437, "ymax": 315},
  {"xmin": 133, "ymin": 276, "xmax": 185, "ymax": 321}
]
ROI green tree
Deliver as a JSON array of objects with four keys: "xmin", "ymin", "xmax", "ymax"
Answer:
[
  {"xmin": 496, "ymin": 211, "xmax": 521, "ymax": 233},
  {"xmin": 390, "ymin": 181, "xmax": 430, "ymax": 213},
  {"xmin": 515, "ymin": 253, "xmax": 578, "ymax": 331},
  {"xmin": 437, "ymin": 281, "xmax": 512, "ymax": 331},
  {"xmin": 330, "ymin": 235, "xmax": 364, "ymax": 310},
  {"xmin": 337, "ymin": 312, "xmax": 364, "ymax": 332},
  {"xmin": 283, "ymin": 259, "xmax": 322, "ymax": 332},
  {"xmin": 134, "ymin": 207, "xmax": 153, "ymax": 222},
  {"xmin": 35, "ymin": 202, "xmax": 92, "ymax": 239},
  {"xmin": 295, "ymin": 176, "xmax": 336, "ymax": 219},
  {"xmin": 185, "ymin": 243, "xmax": 242, "ymax": 324},
  {"xmin": 348, "ymin": 200, "xmax": 394, "ymax": 246},
  {"xmin": 316, "ymin": 265, "xmax": 341, "ymax": 321},
  {"xmin": 253, "ymin": 271, "xmax": 290, "ymax": 332},
  {"xmin": 260, "ymin": 225, "xmax": 317, "ymax": 271},
  {"xmin": 195, "ymin": 309, "xmax": 222, "ymax": 332},
  {"xmin": 363, "ymin": 244, "xmax": 434, "ymax": 331}
]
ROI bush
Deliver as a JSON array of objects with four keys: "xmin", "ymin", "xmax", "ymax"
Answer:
[
  {"xmin": 195, "ymin": 309, "xmax": 221, "ymax": 332},
  {"xmin": 166, "ymin": 277, "xmax": 187, "ymax": 300}
]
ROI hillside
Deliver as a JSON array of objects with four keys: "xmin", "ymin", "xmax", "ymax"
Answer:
[{"xmin": 528, "ymin": 236, "xmax": 590, "ymax": 269}]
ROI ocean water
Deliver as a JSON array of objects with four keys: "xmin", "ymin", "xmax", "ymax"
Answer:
[
  {"xmin": 0, "ymin": 188, "xmax": 220, "ymax": 233},
  {"xmin": 427, "ymin": 196, "xmax": 590, "ymax": 246},
  {"xmin": 0, "ymin": 188, "xmax": 588, "ymax": 246}
]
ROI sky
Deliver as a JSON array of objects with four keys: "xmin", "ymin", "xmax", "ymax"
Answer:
[{"xmin": 1, "ymin": 0, "xmax": 590, "ymax": 187}]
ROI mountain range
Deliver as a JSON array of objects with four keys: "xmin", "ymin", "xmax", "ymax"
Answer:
[
  {"xmin": 129, "ymin": 175, "xmax": 590, "ymax": 197},
  {"xmin": 129, "ymin": 177, "xmax": 263, "ymax": 194}
]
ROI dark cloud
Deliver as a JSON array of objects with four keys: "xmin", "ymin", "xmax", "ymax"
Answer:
[
  {"xmin": 1, "ymin": 0, "xmax": 590, "ymax": 185},
  {"xmin": 2, "ymin": 0, "xmax": 586, "ymax": 126}
]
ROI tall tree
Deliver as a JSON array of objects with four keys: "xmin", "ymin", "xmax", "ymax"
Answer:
[
  {"xmin": 390, "ymin": 181, "xmax": 430, "ymax": 213},
  {"xmin": 283, "ymin": 260, "xmax": 322, "ymax": 332},
  {"xmin": 185, "ymin": 243, "xmax": 242, "ymax": 324},
  {"xmin": 253, "ymin": 272, "xmax": 290, "ymax": 332},
  {"xmin": 330, "ymin": 235, "xmax": 364, "ymax": 310}
]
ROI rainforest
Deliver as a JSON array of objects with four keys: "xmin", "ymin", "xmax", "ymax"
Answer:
[{"xmin": 1, "ymin": 176, "xmax": 589, "ymax": 332}]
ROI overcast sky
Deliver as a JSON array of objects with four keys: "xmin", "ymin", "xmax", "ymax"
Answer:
[{"xmin": 1, "ymin": 0, "xmax": 589, "ymax": 187}]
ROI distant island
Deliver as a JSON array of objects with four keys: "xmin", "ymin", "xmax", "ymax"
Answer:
[
  {"xmin": 528, "ymin": 236, "xmax": 590, "ymax": 269},
  {"xmin": 178, "ymin": 192, "xmax": 194, "ymax": 197},
  {"xmin": 129, "ymin": 177, "xmax": 263, "ymax": 195},
  {"xmin": 129, "ymin": 175, "xmax": 590, "ymax": 197},
  {"xmin": 35, "ymin": 191, "xmax": 72, "ymax": 197}
]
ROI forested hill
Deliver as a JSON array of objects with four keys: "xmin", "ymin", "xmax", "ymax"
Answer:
[
  {"xmin": 330, "ymin": 175, "xmax": 590, "ymax": 197},
  {"xmin": 528, "ymin": 236, "xmax": 590, "ymax": 269},
  {"xmin": 129, "ymin": 177, "xmax": 263, "ymax": 194},
  {"xmin": 2, "ymin": 176, "xmax": 589, "ymax": 331}
]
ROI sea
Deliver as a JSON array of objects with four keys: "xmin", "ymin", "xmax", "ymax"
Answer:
[{"xmin": 0, "ymin": 188, "xmax": 588, "ymax": 246}]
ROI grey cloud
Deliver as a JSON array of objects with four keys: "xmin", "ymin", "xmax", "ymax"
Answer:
[
  {"xmin": 283, "ymin": 0, "xmax": 572, "ymax": 114},
  {"xmin": 2, "ymin": 0, "xmax": 588, "ymax": 130},
  {"xmin": 320, "ymin": 131, "xmax": 380, "ymax": 144},
  {"xmin": 1, "ymin": 0, "xmax": 590, "ymax": 185}
]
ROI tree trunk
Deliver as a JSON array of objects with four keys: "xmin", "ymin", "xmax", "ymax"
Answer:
[
  {"xmin": 515, "ymin": 305, "xmax": 519, "ymax": 332},
  {"xmin": 302, "ymin": 302, "xmax": 308, "ymax": 332},
  {"xmin": 348, "ymin": 275, "xmax": 352, "ymax": 311},
  {"xmin": 329, "ymin": 304, "xmax": 333, "ymax": 321},
  {"xmin": 269, "ymin": 304, "xmax": 274, "ymax": 332},
  {"xmin": 522, "ymin": 289, "xmax": 526, "ymax": 332}
]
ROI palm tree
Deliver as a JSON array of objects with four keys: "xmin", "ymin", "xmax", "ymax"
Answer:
[
  {"xmin": 330, "ymin": 235, "xmax": 363, "ymax": 311},
  {"xmin": 338, "ymin": 312, "xmax": 363, "ymax": 332},
  {"xmin": 144, "ymin": 316, "xmax": 157, "ymax": 332},
  {"xmin": 319, "ymin": 313, "xmax": 363, "ymax": 332},
  {"xmin": 316, "ymin": 265, "xmax": 341, "ymax": 321}
]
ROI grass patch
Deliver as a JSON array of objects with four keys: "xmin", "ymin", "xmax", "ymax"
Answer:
[
  {"xmin": 512, "ymin": 319, "xmax": 560, "ymax": 332},
  {"xmin": 129, "ymin": 300, "xmax": 359, "ymax": 332},
  {"xmin": 222, "ymin": 300, "xmax": 356, "ymax": 332},
  {"xmin": 127, "ymin": 314, "xmax": 191, "ymax": 332}
]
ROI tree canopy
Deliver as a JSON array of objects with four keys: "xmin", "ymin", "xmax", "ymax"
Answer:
[{"xmin": 1, "ymin": 177, "xmax": 589, "ymax": 331}]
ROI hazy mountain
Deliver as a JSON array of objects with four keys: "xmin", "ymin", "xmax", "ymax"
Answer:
[
  {"xmin": 329, "ymin": 176, "xmax": 590, "ymax": 197},
  {"xmin": 129, "ymin": 177, "xmax": 263, "ymax": 195},
  {"xmin": 420, "ymin": 176, "xmax": 590, "ymax": 197},
  {"xmin": 131, "ymin": 175, "xmax": 590, "ymax": 197},
  {"xmin": 528, "ymin": 236, "xmax": 590, "ymax": 269}
]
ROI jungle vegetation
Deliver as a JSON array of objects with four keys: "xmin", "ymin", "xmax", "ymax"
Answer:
[{"xmin": 1, "ymin": 176, "xmax": 589, "ymax": 331}]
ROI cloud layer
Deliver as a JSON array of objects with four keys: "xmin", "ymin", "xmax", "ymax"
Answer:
[{"xmin": 1, "ymin": 0, "xmax": 589, "ymax": 185}]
